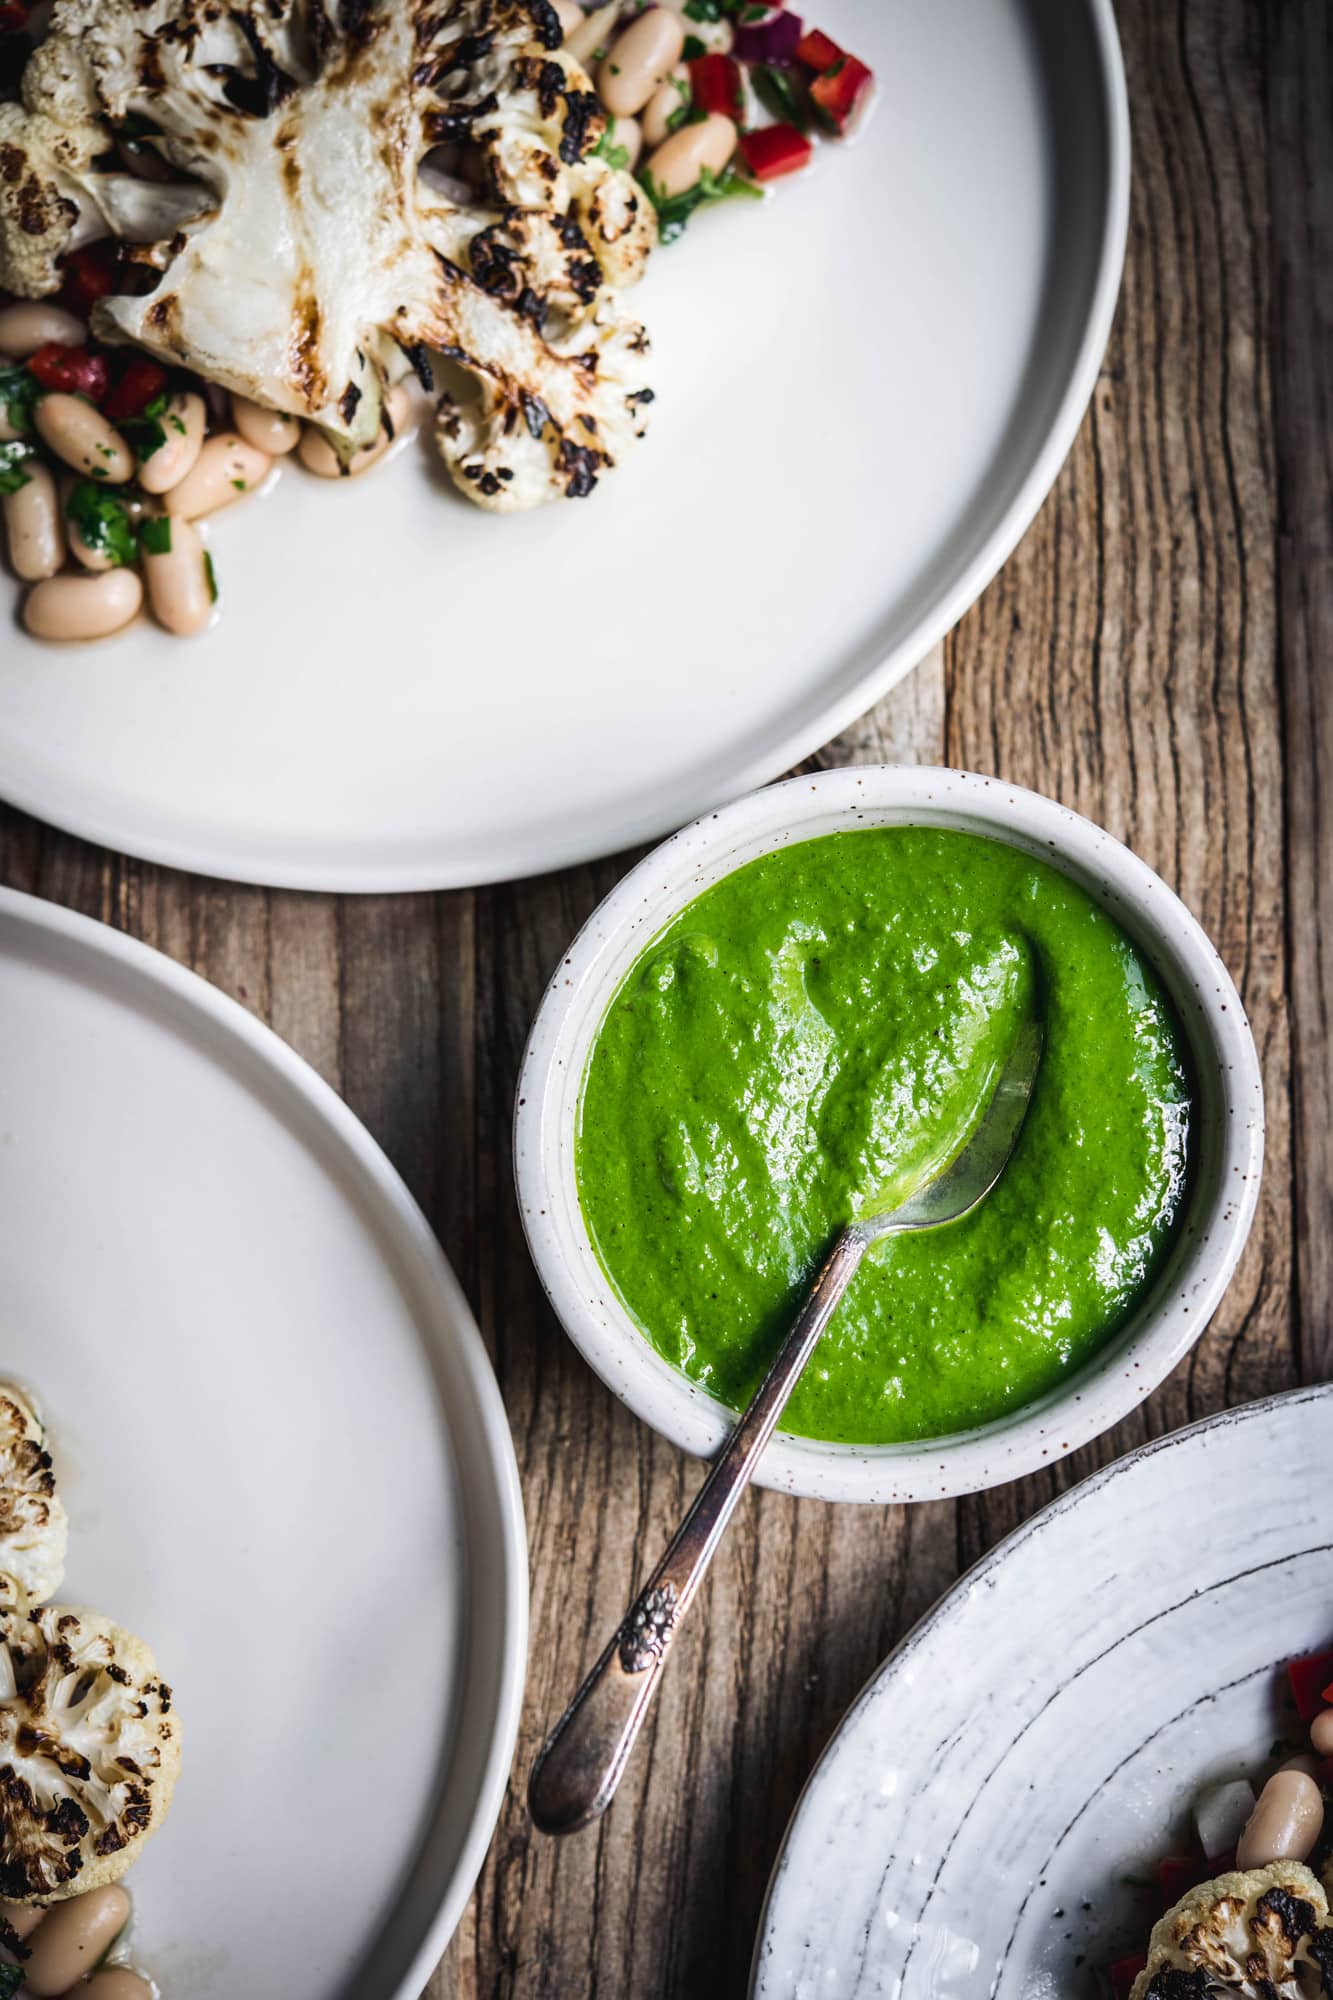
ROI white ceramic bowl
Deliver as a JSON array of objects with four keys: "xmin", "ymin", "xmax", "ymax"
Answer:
[{"xmin": 514, "ymin": 768, "xmax": 1264, "ymax": 1503}]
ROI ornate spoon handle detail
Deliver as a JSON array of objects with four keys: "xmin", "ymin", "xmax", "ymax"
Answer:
[{"xmin": 527, "ymin": 1226, "xmax": 871, "ymax": 1835}]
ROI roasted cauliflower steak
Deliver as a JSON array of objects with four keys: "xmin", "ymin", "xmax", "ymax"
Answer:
[
  {"xmin": 0, "ymin": 0, "xmax": 656, "ymax": 508},
  {"xmin": 1130, "ymin": 1861, "xmax": 1333, "ymax": 1999},
  {"xmin": 0, "ymin": 1387, "xmax": 67, "ymax": 1617},
  {"xmin": 0, "ymin": 1604, "xmax": 181, "ymax": 1903}
]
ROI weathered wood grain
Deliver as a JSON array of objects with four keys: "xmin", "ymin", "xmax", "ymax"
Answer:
[
  {"xmin": 1268, "ymin": 0, "xmax": 1333, "ymax": 1385},
  {"xmin": 0, "ymin": 0, "xmax": 1321, "ymax": 1993}
]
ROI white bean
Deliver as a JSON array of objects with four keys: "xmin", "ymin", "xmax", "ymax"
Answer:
[
  {"xmin": 20, "ymin": 1884, "xmax": 131, "ymax": 1993},
  {"xmin": 83, "ymin": 1973, "xmax": 154, "ymax": 2000},
  {"xmin": 641, "ymin": 66, "xmax": 689, "ymax": 151},
  {"xmin": 565, "ymin": 1, "xmax": 620, "ymax": 67},
  {"xmin": 298, "ymin": 384, "xmax": 413, "ymax": 480},
  {"xmin": 660, "ymin": 3, "xmax": 731, "ymax": 52},
  {"xmin": 136, "ymin": 391, "xmax": 207, "ymax": 494},
  {"xmin": 0, "ymin": 412, "xmax": 20, "ymax": 444},
  {"xmin": 143, "ymin": 514, "xmax": 215, "ymax": 636},
  {"xmin": 1236, "ymin": 1769, "xmax": 1325, "ymax": 1870},
  {"xmin": 34, "ymin": 394, "xmax": 133, "ymax": 484},
  {"xmin": 599, "ymin": 8, "xmax": 685, "ymax": 116},
  {"xmin": 231, "ymin": 394, "xmax": 301, "ymax": 456},
  {"xmin": 552, "ymin": 0, "xmax": 583, "ymax": 32},
  {"xmin": 164, "ymin": 431, "xmax": 271, "ymax": 519},
  {"xmin": 1312, "ymin": 1708, "xmax": 1333, "ymax": 1757},
  {"xmin": 643, "ymin": 111, "xmax": 738, "ymax": 198},
  {"xmin": 23, "ymin": 567, "xmax": 143, "ymax": 642},
  {"xmin": 0, "ymin": 302, "xmax": 86, "ymax": 358},
  {"xmin": 3, "ymin": 461, "xmax": 64, "ymax": 580}
]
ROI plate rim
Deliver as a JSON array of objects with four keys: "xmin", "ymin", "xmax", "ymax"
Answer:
[
  {"xmin": 0, "ymin": 0, "xmax": 1130, "ymax": 894},
  {"xmin": 749, "ymin": 1381, "xmax": 1333, "ymax": 1996},
  {"xmin": 0, "ymin": 884, "xmax": 528, "ymax": 1997}
]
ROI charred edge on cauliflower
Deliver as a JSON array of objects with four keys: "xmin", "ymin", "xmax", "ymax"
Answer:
[
  {"xmin": 0, "ymin": 1390, "xmax": 67, "ymax": 1616},
  {"xmin": 0, "ymin": 1606, "xmax": 180, "ymax": 1903},
  {"xmin": 1134, "ymin": 1864, "xmax": 1333, "ymax": 2000},
  {"xmin": 0, "ymin": 0, "xmax": 656, "ymax": 508}
]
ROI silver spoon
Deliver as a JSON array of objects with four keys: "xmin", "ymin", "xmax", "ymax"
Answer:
[{"xmin": 527, "ymin": 1012, "xmax": 1044, "ymax": 1837}]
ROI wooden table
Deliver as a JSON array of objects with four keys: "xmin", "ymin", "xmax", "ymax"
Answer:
[{"xmin": 1, "ymin": 0, "xmax": 1327, "ymax": 1991}]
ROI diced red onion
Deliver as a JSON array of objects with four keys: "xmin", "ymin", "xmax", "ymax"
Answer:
[{"xmin": 734, "ymin": 9, "xmax": 804, "ymax": 66}]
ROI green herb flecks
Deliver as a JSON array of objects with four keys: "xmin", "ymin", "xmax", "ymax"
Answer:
[
  {"xmin": 139, "ymin": 515, "xmax": 173, "ymax": 557},
  {"xmin": 0, "ymin": 438, "xmax": 35, "ymax": 495},
  {"xmin": 0, "ymin": 1960, "xmax": 24, "ymax": 1998},
  {"xmin": 0, "ymin": 362, "xmax": 40, "ymax": 436},
  {"xmin": 121, "ymin": 393, "xmax": 170, "ymax": 462},
  {"xmin": 681, "ymin": 33, "xmax": 706, "ymax": 58},
  {"xmin": 595, "ymin": 126, "xmax": 632, "ymax": 171},
  {"xmin": 684, "ymin": 0, "xmax": 759, "ymax": 18},
  {"xmin": 751, "ymin": 62, "xmax": 814, "ymax": 131},
  {"xmin": 66, "ymin": 480, "xmax": 136, "ymax": 565},
  {"xmin": 666, "ymin": 101, "xmax": 706, "ymax": 134},
  {"xmin": 204, "ymin": 550, "xmax": 218, "ymax": 604},
  {"xmin": 641, "ymin": 161, "xmax": 764, "ymax": 244}
]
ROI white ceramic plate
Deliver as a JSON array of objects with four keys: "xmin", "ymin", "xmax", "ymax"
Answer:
[
  {"xmin": 0, "ymin": 889, "xmax": 526, "ymax": 2000},
  {"xmin": 753, "ymin": 1386, "xmax": 1333, "ymax": 1998},
  {"xmin": 0, "ymin": 0, "xmax": 1127, "ymax": 891}
]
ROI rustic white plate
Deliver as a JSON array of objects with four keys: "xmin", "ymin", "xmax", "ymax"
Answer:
[
  {"xmin": 753, "ymin": 1386, "xmax": 1333, "ymax": 1998},
  {"xmin": 0, "ymin": 889, "xmax": 526, "ymax": 2000},
  {"xmin": 0, "ymin": 0, "xmax": 1127, "ymax": 891}
]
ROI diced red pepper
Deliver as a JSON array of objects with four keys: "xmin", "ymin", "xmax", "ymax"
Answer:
[
  {"xmin": 58, "ymin": 241, "xmax": 120, "ymax": 316},
  {"xmin": 1158, "ymin": 1852, "xmax": 1216, "ymax": 1914},
  {"xmin": 26, "ymin": 342, "xmax": 108, "ymax": 400},
  {"xmin": 688, "ymin": 53, "xmax": 743, "ymax": 121},
  {"xmin": 0, "ymin": 3, "xmax": 31, "ymax": 29},
  {"xmin": 1109, "ymin": 1956, "xmax": 1148, "ymax": 2000},
  {"xmin": 1288, "ymin": 1647, "xmax": 1333, "ymax": 1721},
  {"xmin": 102, "ymin": 357, "xmax": 168, "ymax": 422},
  {"xmin": 811, "ymin": 53, "xmax": 875, "ymax": 135},
  {"xmin": 794, "ymin": 27, "xmax": 843, "ymax": 72},
  {"xmin": 739, "ymin": 122, "xmax": 813, "ymax": 181}
]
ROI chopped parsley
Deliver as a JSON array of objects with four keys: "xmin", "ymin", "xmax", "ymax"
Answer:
[
  {"xmin": 138, "ymin": 515, "xmax": 173, "ymax": 557},
  {"xmin": 0, "ymin": 362, "xmax": 40, "ymax": 436},
  {"xmin": 595, "ymin": 126, "xmax": 632, "ymax": 171},
  {"xmin": 0, "ymin": 438, "xmax": 34, "ymax": 495},
  {"xmin": 121, "ymin": 393, "xmax": 171, "ymax": 462},
  {"xmin": 666, "ymin": 101, "xmax": 706, "ymax": 135},
  {"xmin": 641, "ymin": 161, "xmax": 763, "ymax": 244},
  {"xmin": 0, "ymin": 1961, "xmax": 23, "ymax": 1998},
  {"xmin": 751, "ymin": 62, "xmax": 814, "ymax": 131},
  {"xmin": 682, "ymin": 33, "xmax": 706, "ymax": 58},
  {"xmin": 204, "ymin": 550, "xmax": 218, "ymax": 603},
  {"xmin": 66, "ymin": 480, "xmax": 136, "ymax": 565}
]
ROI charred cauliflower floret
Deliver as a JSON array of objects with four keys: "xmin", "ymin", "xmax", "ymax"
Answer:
[
  {"xmin": 1130, "ymin": 1861, "xmax": 1333, "ymax": 1998},
  {"xmin": 0, "ymin": 1604, "xmax": 181, "ymax": 1903},
  {"xmin": 0, "ymin": 0, "xmax": 655, "ymax": 507},
  {"xmin": 0, "ymin": 1388, "xmax": 67, "ymax": 1616}
]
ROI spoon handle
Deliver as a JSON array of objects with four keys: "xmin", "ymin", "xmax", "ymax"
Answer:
[{"xmin": 527, "ymin": 1223, "xmax": 871, "ymax": 1835}]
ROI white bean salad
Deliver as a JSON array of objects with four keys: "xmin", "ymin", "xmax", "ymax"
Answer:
[
  {"xmin": 0, "ymin": 1885, "xmax": 152, "ymax": 1998},
  {"xmin": 0, "ymin": 283, "xmax": 429, "ymax": 646},
  {"xmin": 1, "ymin": 2, "xmax": 874, "ymax": 645},
  {"xmin": 572, "ymin": 2, "xmax": 875, "ymax": 240}
]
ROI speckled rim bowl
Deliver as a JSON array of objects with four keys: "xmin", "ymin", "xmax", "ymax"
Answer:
[{"xmin": 513, "ymin": 767, "xmax": 1264, "ymax": 1504}]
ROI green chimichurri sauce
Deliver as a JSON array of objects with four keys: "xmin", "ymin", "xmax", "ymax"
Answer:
[{"xmin": 575, "ymin": 827, "xmax": 1193, "ymax": 1445}]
